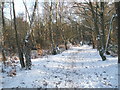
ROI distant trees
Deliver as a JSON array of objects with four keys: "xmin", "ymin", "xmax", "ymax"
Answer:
[
  {"xmin": 0, "ymin": 1, "xmax": 118, "ymax": 69},
  {"xmin": 42, "ymin": 1, "xmax": 75, "ymax": 52},
  {"xmin": 72, "ymin": 1, "xmax": 117, "ymax": 61}
]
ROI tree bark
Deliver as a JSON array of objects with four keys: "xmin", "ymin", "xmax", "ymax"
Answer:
[
  {"xmin": 105, "ymin": 14, "xmax": 115, "ymax": 53},
  {"xmin": 115, "ymin": 2, "xmax": 120, "ymax": 63},
  {"xmin": 59, "ymin": 2, "xmax": 68, "ymax": 50},
  {"xmin": 49, "ymin": 2, "xmax": 56, "ymax": 55},
  {"xmin": 89, "ymin": 2, "xmax": 106, "ymax": 61},
  {"xmin": 12, "ymin": 1, "xmax": 25, "ymax": 68},
  {"xmin": 55, "ymin": 1, "xmax": 59, "ymax": 46},
  {"xmin": 92, "ymin": 32, "xmax": 96, "ymax": 49},
  {"xmin": 100, "ymin": 2, "xmax": 106, "ymax": 51},
  {"xmin": 23, "ymin": 0, "xmax": 38, "ymax": 69},
  {"xmin": 1, "ymin": 2, "xmax": 7, "ymax": 65},
  {"xmin": 24, "ymin": 41, "xmax": 32, "ymax": 70}
]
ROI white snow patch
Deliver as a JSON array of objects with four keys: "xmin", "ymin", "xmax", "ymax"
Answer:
[{"xmin": 0, "ymin": 45, "xmax": 118, "ymax": 88}]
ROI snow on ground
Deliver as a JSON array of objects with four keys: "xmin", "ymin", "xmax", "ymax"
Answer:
[{"xmin": 0, "ymin": 45, "xmax": 118, "ymax": 88}]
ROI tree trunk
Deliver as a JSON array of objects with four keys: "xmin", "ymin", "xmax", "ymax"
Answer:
[
  {"xmin": 89, "ymin": 2, "xmax": 106, "ymax": 61},
  {"xmin": 49, "ymin": 2, "xmax": 56, "ymax": 55},
  {"xmin": 100, "ymin": 2, "xmax": 106, "ymax": 51},
  {"xmin": 59, "ymin": 2, "xmax": 68, "ymax": 50},
  {"xmin": 1, "ymin": 2, "xmax": 7, "ymax": 65},
  {"xmin": 115, "ymin": 2, "xmax": 120, "ymax": 63},
  {"xmin": 105, "ymin": 14, "xmax": 115, "ymax": 54},
  {"xmin": 65, "ymin": 41, "xmax": 68, "ymax": 50},
  {"xmin": 1, "ymin": 49, "xmax": 6, "ymax": 65},
  {"xmin": 92, "ymin": 32, "xmax": 96, "ymax": 49},
  {"xmin": 55, "ymin": 1, "xmax": 59, "ymax": 46},
  {"xmin": 23, "ymin": 0, "xmax": 38, "ymax": 69},
  {"xmin": 24, "ymin": 41, "xmax": 32, "ymax": 70},
  {"xmin": 12, "ymin": 1, "xmax": 25, "ymax": 68}
]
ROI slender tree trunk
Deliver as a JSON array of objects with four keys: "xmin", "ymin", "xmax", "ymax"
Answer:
[
  {"xmin": 56, "ymin": 1, "xmax": 59, "ymax": 46},
  {"xmin": 105, "ymin": 14, "xmax": 115, "ymax": 53},
  {"xmin": 76, "ymin": 24, "xmax": 80, "ymax": 43},
  {"xmin": 92, "ymin": 32, "xmax": 96, "ymax": 49},
  {"xmin": 1, "ymin": 2, "xmax": 7, "ymax": 65},
  {"xmin": 12, "ymin": 1, "xmax": 25, "ymax": 68},
  {"xmin": 59, "ymin": 2, "xmax": 68, "ymax": 50},
  {"xmin": 49, "ymin": 2, "xmax": 56, "ymax": 55},
  {"xmin": 10, "ymin": 0, "xmax": 13, "ymax": 49},
  {"xmin": 100, "ymin": 2, "xmax": 106, "ymax": 51},
  {"xmin": 59, "ymin": 14, "xmax": 66, "ymax": 50},
  {"xmin": 115, "ymin": 2, "xmax": 120, "ymax": 63},
  {"xmin": 37, "ymin": 6, "xmax": 43, "ymax": 48},
  {"xmin": 80, "ymin": 28, "xmax": 83, "ymax": 45}
]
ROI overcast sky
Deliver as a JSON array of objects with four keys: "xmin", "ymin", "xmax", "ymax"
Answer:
[
  {"xmin": 3, "ymin": 0, "xmax": 114, "ymax": 19},
  {"xmin": 4, "ymin": 0, "xmax": 43, "ymax": 19}
]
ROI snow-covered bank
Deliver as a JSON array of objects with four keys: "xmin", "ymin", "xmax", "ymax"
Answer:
[{"xmin": 0, "ymin": 45, "xmax": 118, "ymax": 88}]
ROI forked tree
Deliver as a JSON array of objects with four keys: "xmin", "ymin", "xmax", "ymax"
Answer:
[{"xmin": 23, "ymin": 0, "xmax": 38, "ymax": 69}]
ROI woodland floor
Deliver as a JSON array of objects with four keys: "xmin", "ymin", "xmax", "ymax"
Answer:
[{"xmin": 0, "ymin": 45, "xmax": 118, "ymax": 88}]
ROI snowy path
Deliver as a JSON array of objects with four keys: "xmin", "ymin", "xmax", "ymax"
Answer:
[{"xmin": 1, "ymin": 45, "xmax": 118, "ymax": 88}]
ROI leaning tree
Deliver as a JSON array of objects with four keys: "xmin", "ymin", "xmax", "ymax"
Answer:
[{"xmin": 115, "ymin": 1, "xmax": 120, "ymax": 63}]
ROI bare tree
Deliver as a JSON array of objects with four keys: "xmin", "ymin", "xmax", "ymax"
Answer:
[
  {"xmin": 115, "ymin": 2, "xmax": 120, "ymax": 63},
  {"xmin": 23, "ymin": 0, "xmax": 38, "ymax": 69},
  {"xmin": 49, "ymin": 1, "xmax": 57, "ymax": 54},
  {"xmin": 59, "ymin": 1, "xmax": 68, "ymax": 50},
  {"xmin": 100, "ymin": 2, "xmax": 106, "ymax": 50},
  {"xmin": 88, "ymin": 2, "xmax": 106, "ymax": 61},
  {"xmin": 12, "ymin": 0, "xmax": 25, "ymax": 68},
  {"xmin": 1, "ymin": 2, "xmax": 7, "ymax": 65}
]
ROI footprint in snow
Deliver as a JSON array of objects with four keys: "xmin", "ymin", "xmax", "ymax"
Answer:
[
  {"xmin": 56, "ymin": 81, "xmax": 62, "ymax": 86},
  {"xmin": 60, "ymin": 78, "xmax": 63, "ymax": 80},
  {"xmin": 20, "ymin": 82, "xmax": 25, "ymax": 85},
  {"xmin": 43, "ymin": 65, "xmax": 46, "ymax": 67},
  {"xmin": 103, "ymin": 78, "xmax": 107, "ymax": 80},
  {"xmin": 43, "ymin": 81, "xmax": 48, "ymax": 86},
  {"xmin": 55, "ymin": 76, "xmax": 57, "ymax": 78},
  {"xmin": 103, "ymin": 71, "xmax": 106, "ymax": 73}
]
